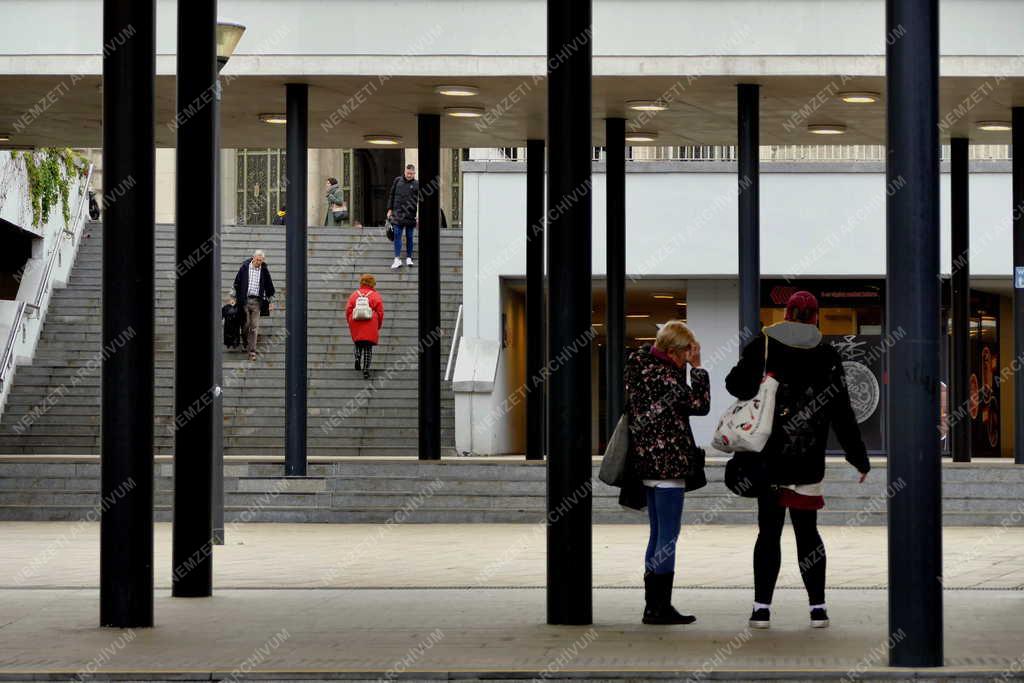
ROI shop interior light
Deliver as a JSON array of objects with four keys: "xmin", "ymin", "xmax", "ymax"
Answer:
[
  {"xmin": 627, "ymin": 100, "xmax": 668, "ymax": 112},
  {"xmin": 626, "ymin": 313, "xmax": 651, "ymax": 319},
  {"xmin": 838, "ymin": 91, "xmax": 880, "ymax": 104},
  {"xmin": 808, "ymin": 124, "xmax": 847, "ymax": 135},
  {"xmin": 977, "ymin": 121, "xmax": 1012, "ymax": 132},
  {"xmin": 434, "ymin": 85, "xmax": 479, "ymax": 97},
  {"xmin": 364, "ymin": 134, "xmax": 402, "ymax": 145},
  {"xmin": 259, "ymin": 113, "xmax": 286, "ymax": 125},
  {"xmin": 445, "ymin": 106, "xmax": 485, "ymax": 118},
  {"xmin": 652, "ymin": 294, "xmax": 674, "ymax": 299}
]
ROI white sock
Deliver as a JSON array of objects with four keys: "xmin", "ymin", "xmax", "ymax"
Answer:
[
  {"xmin": 753, "ymin": 602, "xmax": 771, "ymax": 611},
  {"xmin": 810, "ymin": 603, "xmax": 827, "ymax": 611}
]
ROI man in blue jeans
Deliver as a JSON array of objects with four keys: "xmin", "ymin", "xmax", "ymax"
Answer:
[{"xmin": 386, "ymin": 164, "xmax": 419, "ymax": 269}]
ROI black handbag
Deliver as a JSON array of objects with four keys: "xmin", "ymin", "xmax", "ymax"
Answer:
[
  {"xmin": 685, "ymin": 447, "xmax": 708, "ymax": 492},
  {"xmin": 724, "ymin": 451, "xmax": 771, "ymax": 498},
  {"xmin": 259, "ymin": 297, "xmax": 270, "ymax": 316},
  {"xmin": 385, "ymin": 220, "xmax": 395, "ymax": 241}
]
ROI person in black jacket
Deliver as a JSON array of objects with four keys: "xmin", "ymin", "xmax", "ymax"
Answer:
[
  {"xmin": 231, "ymin": 250, "xmax": 275, "ymax": 360},
  {"xmin": 724, "ymin": 290, "xmax": 870, "ymax": 631},
  {"xmin": 386, "ymin": 164, "xmax": 419, "ymax": 269}
]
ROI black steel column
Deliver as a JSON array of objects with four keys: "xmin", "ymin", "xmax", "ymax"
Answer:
[
  {"xmin": 285, "ymin": 83, "xmax": 308, "ymax": 476},
  {"xmin": 418, "ymin": 114, "xmax": 442, "ymax": 460},
  {"xmin": 1013, "ymin": 108, "xmax": 1024, "ymax": 465},
  {"xmin": 886, "ymin": 0, "xmax": 943, "ymax": 666},
  {"xmin": 211, "ymin": 75, "xmax": 224, "ymax": 545},
  {"xmin": 101, "ymin": 0, "xmax": 155, "ymax": 627},
  {"xmin": 526, "ymin": 139, "xmax": 546, "ymax": 461},
  {"xmin": 605, "ymin": 118, "xmax": 626, "ymax": 441},
  {"xmin": 737, "ymin": 84, "xmax": 760, "ymax": 336},
  {"xmin": 172, "ymin": 0, "xmax": 217, "ymax": 597},
  {"xmin": 950, "ymin": 138, "xmax": 971, "ymax": 463},
  {"xmin": 546, "ymin": 0, "xmax": 592, "ymax": 626}
]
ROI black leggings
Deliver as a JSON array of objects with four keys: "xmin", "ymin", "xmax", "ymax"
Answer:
[
  {"xmin": 354, "ymin": 341, "xmax": 374, "ymax": 371},
  {"xmin": 753, "ymin": 493, "xmax": 826, "ymax": 605}
]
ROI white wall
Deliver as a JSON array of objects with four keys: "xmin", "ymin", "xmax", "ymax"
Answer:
[
  {"xmin": 4, "ymin": 1, "xmax": 1023, "ymax": 66},
  {"xmin": 457, "ymin": 164, "xmax": 1016, "ymax": 454}
]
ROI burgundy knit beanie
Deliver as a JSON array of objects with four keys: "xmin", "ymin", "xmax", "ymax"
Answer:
[{"xmin": 784, "ymin": 290, "xmax": 819, "ymax": 324}]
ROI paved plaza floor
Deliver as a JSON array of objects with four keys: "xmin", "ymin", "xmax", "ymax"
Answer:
[{"xmin": 1, "ymin": 523, "xmax": 1023, "ymax": 679}]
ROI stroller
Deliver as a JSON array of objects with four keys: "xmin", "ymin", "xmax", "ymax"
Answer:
[{"xmin": 222, "ymin": 302, "xmax": 242, "ymax": 349}]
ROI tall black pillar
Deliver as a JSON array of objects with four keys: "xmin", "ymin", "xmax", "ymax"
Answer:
[
  {"xmin": 1013, "ymin": 108, "xmax": 1024, "ymax": 465},
  {"xmin": 172, "ymin": 0, "xmax": 217, "ymax": 597},
  {"xmin": 605, "ymin": 118, "xmax": 626, "ymax": 441},
  {"xmin": 546, "ymin": 0, "xmax": 592, "ymax": 626},
  {"xmin": 950, "ymin": 137, "xmax": 971, "ymax": 463},
  {"xmin": 285, "ymin": 83, "xmax": 308, "ymax": 477},
  {"xmin": 418, "ymin": 114, "xmax": 442, "ymax": 460},
  {"xmin": 737, "ymin": 84, "xmax": 760, "ymax": 336},
  {"xmin": 886, "ymin": 0, "xmax": 943, "ymax": 666},
  {"xmin": 100, "ymin": 0, "xmax": 155, "ymax": 627},
  {"xmin": 211, "ymin": 75, "xmax": 225, "ymax": 545},
  {"xmin": 526, "ymin": 139, "xmax": 546, "ymax": 461}
]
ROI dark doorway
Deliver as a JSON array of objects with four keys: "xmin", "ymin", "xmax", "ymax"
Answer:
[
  {"xmin": 0, "ymin": 221, "xmax": 35, "ymax": 300},
  {"xmin": 355, "ymin": 148, "xmax": 403, "ymax": 226}
]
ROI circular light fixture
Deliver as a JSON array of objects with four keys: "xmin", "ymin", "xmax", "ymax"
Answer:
[
  {"xmin": 838, "ymin": 91, "xmax": 880, "ymax": 104},
  {"xmin": 0, "ymin": 133, "xmax": 10, "ymax": 143},
  {"xmin": 258, "ymin": 113, "xmax": 286, "ymax": 125},
  {"xmin": 625, "ymin": 131, "xmax": 658, "ymax": 142},
  {"xmin": 434, "ymin": 85, "xmax": 479, "ymax": 97},
  {"xmin": 364, "ymin": 134, "xmax": 402, "ymax": 146},
  {"xmin": 627, "ymin": 100, "xmax": 668, "ymax": 112},
  {"xmin": 445, "ymin": 106, "xmax": 485, "ymax": 118},
  {"xmin": 808, "ymin": 124, "xmax": 847, "ymax": 135},
  {"xmin": 977, "ymin": 121, "xmax": 1012, "ymax": 132}
]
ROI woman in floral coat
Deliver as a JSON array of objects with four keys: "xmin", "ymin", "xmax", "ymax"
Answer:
[{"xmin": 624, "ymin": 319, "xmax": 710, "ymax": 625}]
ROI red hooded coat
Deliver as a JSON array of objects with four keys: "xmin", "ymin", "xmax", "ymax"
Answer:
[{"xmin": 345, "ymin": 287, "xmax": 384, "ymax": 344}]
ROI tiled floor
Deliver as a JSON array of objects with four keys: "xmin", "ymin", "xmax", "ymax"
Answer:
[{"xmin": 1, "ymin": 522, "xmax": 1023, "ymax": 678}]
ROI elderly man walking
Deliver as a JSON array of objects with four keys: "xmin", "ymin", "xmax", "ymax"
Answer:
[{"xmin": 232, "ymin": 249, "xmax": 275, "ymax": 361}]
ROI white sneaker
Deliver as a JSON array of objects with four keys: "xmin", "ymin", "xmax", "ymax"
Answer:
[
  {"xmin": 406, "ymin": 257, "xmax": 414, "ymax": 267},
  {"xmin": 391, "ymin": 257, "xmax": 402, "ymax": 269}
]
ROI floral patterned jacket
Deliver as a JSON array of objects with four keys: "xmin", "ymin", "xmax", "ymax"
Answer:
[{"xmin": 624, "ymin": 346, "xmax": 711, "ymax": 480}]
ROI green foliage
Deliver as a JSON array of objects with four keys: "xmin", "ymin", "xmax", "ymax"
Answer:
[{"xmin": 15, "ymin": 148, "xmax": 88, "ymax": 229}]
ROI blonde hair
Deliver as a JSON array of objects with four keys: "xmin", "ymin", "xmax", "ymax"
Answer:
[
  {"xmin": 654, "ymin": 320, "xmax": 695, "ymax": 353},
  {"xmin": 359, "ymin": 273, "xmax": 376, "ymax": 288}
]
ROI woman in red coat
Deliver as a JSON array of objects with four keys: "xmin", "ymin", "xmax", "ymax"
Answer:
[{"xmin": 345, "ymin": 274, "xmax": 384, "ymax": 380}]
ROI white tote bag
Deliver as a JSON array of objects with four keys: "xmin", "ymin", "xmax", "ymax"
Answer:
[{"xmin": 712, "ymin": 336, "xmax": 778, "ymax": 453}]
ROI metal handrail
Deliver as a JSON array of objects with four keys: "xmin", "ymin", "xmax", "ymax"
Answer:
[
  {"xmin": 0, "ymin": 302, "xmax": 27, "ymax": 389},
  {"xmin": 34, "ymin": 163, "xmax": 93, "ymax": 309},
  {"xmin": 445, "ymin": 304, "xmax": 463, "ymax": 382}
]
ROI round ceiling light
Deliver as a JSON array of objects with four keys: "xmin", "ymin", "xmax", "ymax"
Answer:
[
  {"xmin": 808, "ymin": 124, "xmax": 847, "ymax": 135},
  {"xmin": 977, "ymin": 121, "xmax": 1012, "ymax": 132},
  {"xmin": 627, "ymin": 100, "xmax": 668, "ymax": 112},
  {"xmin": 445, "ymin": 106, "xmax": 485, "ymax": 118},
  {"xmin": 838, "ymin": 91, "xmax": 880, "ymax": 104},
  {"xmin": 625, "ymin": 130, "xmax": 658, "ymax": 142},
  {"xmin": 434, "ymin": 85, "xmax": 479, "ymax": 97},
  {"xmin": 0, "ymin": 133, "xmax": 10, "ymax": 142},
  {"xmin": 364, "ymin": 134, "xmax": 402, "ymax": 145},
  {"xmin": 258, "ymin": 113, "xmax": 286, "ymax": 125}
]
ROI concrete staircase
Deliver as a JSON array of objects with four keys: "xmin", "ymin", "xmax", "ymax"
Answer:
[
  {"xmin": 0, "ymin": 223, "xmax": 461, "ymax": 456},
  {"xmin": 1, "ymin": 456, "xmax": 1022, "ymax": 525}
]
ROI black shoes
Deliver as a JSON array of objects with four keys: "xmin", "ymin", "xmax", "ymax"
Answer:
[
  {"xmin": 354, "ymin": 357, "xmax": 361, "ymax": 371},
  {"xmin": 363, "ymin": 370, "xmax": 370, "ymax": 380},
  {"xmin": 749, "ymin": 607, "xmax": 771, "ymax": 629},
  {"xmin": 642, "ymin": 572, "xmax": 696, "ymax": 625},
  {"xmin": 810, "ymin": 607, "xmax": 830, "ymax": 628}
]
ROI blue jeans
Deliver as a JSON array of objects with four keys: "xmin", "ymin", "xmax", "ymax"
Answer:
[
  {"xmin": 645, "ymin": 487, "xmax": 685, "ymax": 574},
  {"xmin": 393, "ymin": 224, "xmax": 414, "ymax": 258}
]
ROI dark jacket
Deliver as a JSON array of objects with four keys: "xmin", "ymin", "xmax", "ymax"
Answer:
[
  {"xmin": 624, "ymin": 345, "xmax": 710, "ymax": 480},
  {"xmin": 386, "ymin": 175, "xmax": 419, "ymax": 227},
  {"xmin": 233, "ymin": 259, "xmax": 276, "ymax": 305},
  {"xmin": 724, "ymin": 321, "xmax": 870, "ymax": 486}
]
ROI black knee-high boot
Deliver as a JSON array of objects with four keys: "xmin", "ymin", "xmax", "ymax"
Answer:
[{"xmin": 642, "ymin": 572, "xmax": 696, "ymax": 625}]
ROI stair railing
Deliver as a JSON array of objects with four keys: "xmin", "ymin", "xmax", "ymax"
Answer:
[
  {"xmin": 0, "ymin": 163, "xmax": 94, "ymax": 417},
  {"xmin": 445, "ymin": 304, "xmax": 463, "ymax": 382}
]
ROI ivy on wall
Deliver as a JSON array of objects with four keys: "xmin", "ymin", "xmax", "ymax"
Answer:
[{"xmin": 15, "ymin": 148, "xmax": 87, "ymax": 229}]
